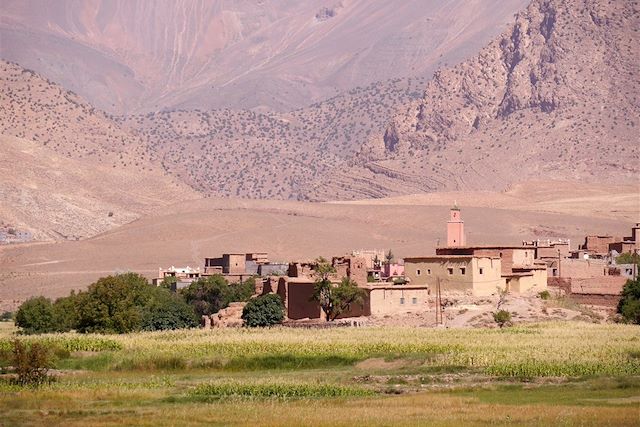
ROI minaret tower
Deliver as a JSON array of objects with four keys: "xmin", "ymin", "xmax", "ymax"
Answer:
[{"xmin": 447, "ymin": 203, "xmax": 465, "ymax": 247}]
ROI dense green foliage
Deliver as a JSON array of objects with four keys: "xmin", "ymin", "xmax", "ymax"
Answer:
[
  {"xmin": 241, "ymin": 294, "xmax": 285, "ymax": 327},
  {"xmin": 141, "ymin": 287, "xmax": 199, "ymax": 331},
  {"xmin": 14, "ymin": 273, "xmax": 207, "ymax": 334},
  {"xmin": 76, "ymin": 273, "xmax": 152, "ymax": 333},
  {"xmin": 181, "ymin": 275, "xmax": 255, "ymax": 317},
  {"xmin": 15, "ymin": 297, "xmax": 56, "ymax": 334},
  {"xmin": 617, "ymin": 278, "xmax": 640, "ymax": 324}
]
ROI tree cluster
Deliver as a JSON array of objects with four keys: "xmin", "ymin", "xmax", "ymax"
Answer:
[
  {"xmin": 618, "ymin": 278, "xmax": 640, "ymax": 324},
  {"xmin": 14, "ymin": 273, "xmax": 261, "ymax": 334}
]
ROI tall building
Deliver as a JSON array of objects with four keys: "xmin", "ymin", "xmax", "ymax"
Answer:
[{"xmin": 447, "ymin": 205, "xmax": 465, "ymax": 247}]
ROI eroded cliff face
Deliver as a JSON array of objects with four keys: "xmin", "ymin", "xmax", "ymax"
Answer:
[
  {"xmin": 317, "ymin": 0, "xmax": 638, "ymax": 199},
  {"xmin": 388, "ymin": 0, "xmax": 638, "ymax": 154}
]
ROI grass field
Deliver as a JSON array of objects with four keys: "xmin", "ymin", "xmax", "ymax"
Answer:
[{"xmin": 1, "ymin": 321, "xmax": 639, "ymax": 426}]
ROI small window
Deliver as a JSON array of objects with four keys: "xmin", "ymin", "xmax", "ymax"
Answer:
[
  {"xmin": 412, "ymin": 297, "xmax": 417, "ymax": 304},
  {"xmin": 400, "ymin": 297, "xmax": 405, "ymax": 305},
  {"xmin": 447, "ymin": 268, "xmax": 453, "ymax": 275},
  {"xmin": 460, "ymin": 267, "xmax": 466, "ymax": 275},
  {"xmin": 416, "ymin": 269, "xmax": 421, "ymax": 276},
  {"xmin": 479, "ymin": 267, "xmax": 484, "ymax": 275},
  {"xmin": 427, "ymin": 269, "xmax": 431, "ymax": 275}
]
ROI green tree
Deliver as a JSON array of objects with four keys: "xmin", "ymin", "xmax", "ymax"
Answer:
[
  {"xmin": 617, "ymin": 278, "xmax": 640, "ymax": 324},
  {"xmin": 51, "ymin": 292, "xmax": 80, "ymax": 332},
  {"xmin": 15, "ymin": 296, "xmax": 56, "ymax": 334},
  {"xmin": 76, "ymin": 273, "xmax": 151, "ymax": 334},
  {"xmin": 616, "ymin": 252, "xmax": 640, "ymax": 267},
  {"xmin": 141, "ymin": 287, "xmax": 198, "ymax": 331},
  {"xmin": 312, "ymin": 274, "xmax": 366, "ymax": 322},
  {"xmin": 159, "ymin": 276, "xmax": 178, "ymax": 290},
  {"xmin": 227, "ymin": 277, "xmax": 256, "ymax": 304},
  {"xmin": 180, "ymin": 274, "xmax": 230, "ymax": 317},
  {"xmin": 385, "ymin": 249, "xmax": 394, "ymax": 264},
  {"xmin": 242, "ymin": 294, "xmax": 284, "ymax": 327}
]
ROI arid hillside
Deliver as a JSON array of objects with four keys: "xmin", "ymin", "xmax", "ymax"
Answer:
[
  {"xmin": 0, "ymin": 0, "xmax": 527, "ymax": 113},
  {"xmin": 310, "ymin": 0, "xmax": 640, "ymax": 199},
  {"xmin": 0, "ymin": 180, "xmax": 636, "ymax": 309},
  {"xmin": 0, "ymin": 61, "xmax": 198, "ymax": 239}
]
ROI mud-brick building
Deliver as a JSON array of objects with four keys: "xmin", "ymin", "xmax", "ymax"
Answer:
[{"xmin": 404, "ymin": 255, "xmax": 504, "ymax": 296}]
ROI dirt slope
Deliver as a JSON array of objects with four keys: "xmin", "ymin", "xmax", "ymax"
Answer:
[{"xmin": 1, "ymin": 181, "xmax": 635, "ymax": 309}]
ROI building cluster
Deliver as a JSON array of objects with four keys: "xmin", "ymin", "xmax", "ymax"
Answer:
[{"xmin": 155, "ymin": 207, "xmax": 639, "ymax": 321}]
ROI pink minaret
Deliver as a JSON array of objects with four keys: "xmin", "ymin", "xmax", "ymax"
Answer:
[{"xmin": 447, "ymin": 204, "xmax": 465, "ymax": 247}]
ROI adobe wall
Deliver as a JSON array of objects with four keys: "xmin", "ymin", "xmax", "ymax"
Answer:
[
  {"xmin": 286, "ymin": 282, "xmax": 322, "ymax": 320},
  {"xmin": 559, "ymin": 259, "xmax": 608, "ymax": 278},
  {"xmin": 547, "ymin": 277, "xmax": 571, "ymax": 295},
  {"xmin": 369, "ymin": 287, "xmax": 430, "ymax": 316},
  {"xmin": 569, "ymin": 294, "xmax": 621, "ymax": 308},
  {"xmin": 570, "ymin": 276, "xmax": 627, "ymax": 295}
]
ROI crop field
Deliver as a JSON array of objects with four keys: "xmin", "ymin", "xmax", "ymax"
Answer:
[{"xmin": 1, "ymin": 321, "xmax": 639, "ymax": 426}]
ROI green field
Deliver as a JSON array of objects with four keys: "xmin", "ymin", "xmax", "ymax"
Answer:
[{"xmin": 1, "ymin": 321, "xmax": 639, "ymax": 426}]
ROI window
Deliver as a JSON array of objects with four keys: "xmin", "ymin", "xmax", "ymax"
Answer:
[
  {"xmin": 400, "ymin": 297, "xmax": 405, "ymax": 305},
  {"xmin": 479, "ymin": 267, "xmax": 484, "ymax": 275},
  {"xmin": 447, "ymin": 268, "xmax": 453, "ymax": 275},
  {"xmin": 427, "ymin": 269, "xmax": 431, "ymax": 275},
  {"xmin": 460, "ymin": 267, "xmax": 466, "ymax": 275},
  {"xmin": 416, "ymin": 269, "xmax": 421, "ymax": 276},
  {"xmin": 412, "ymin": 297, "xmax": 418, "ymax": 304}
]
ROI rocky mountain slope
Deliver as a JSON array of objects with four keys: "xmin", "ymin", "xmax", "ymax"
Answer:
[
  {"xmin": 309, "ymin": 0, "xmax": 640, "ymax": 199},
  {"xmin": 0, "ymin": 61, "xmax": 197, "ymax": 239},
  {"xmin": 0, "ymin": 0, "xmax": 527, "ymax": 113}
]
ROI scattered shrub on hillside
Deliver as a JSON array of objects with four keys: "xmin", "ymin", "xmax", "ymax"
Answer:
[
  {"xmin": 242, "ymin": 294, "xmax": 285, "ymax": 327},
  {"xmin": 538, "ymin": 290, "xmax": 551, "ymax": 300},
  {"xmin": 0, "ymin": 311, "xmax": 13, "ymax": 322},
  {"xmin": 493, "ymin": 310, "xmax": 512, "ymax": 328},
  {"xmin": 617, "ymin": 278, "xmax": 640, "ymax": 324},
  {"xmin": 15, "ymin": 296, "xmax": 56, "ymax": 334}
]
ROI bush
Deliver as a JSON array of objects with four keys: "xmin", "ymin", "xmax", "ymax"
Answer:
[
  {"xmin": 242, "ymin": 294, "xmax": 285, "ymax": 327},
  {"xmin": 538, "ymin": 290, "xmax": 551, "ymax": 300},
  {"xmin": 493, "ymin": 310, "xmax": 512, "ymax": 328},
  {"xmin": 15, "ymin": 296, "xmax": 56, "ymax": 334},
  {"xmin": 9, "ymin": 340, "xmax": 53, "ymax": 386},
  {"xmin": 618, "ymin": 278, "xmax": 640, "ymax": 324},
  {"xmin": 0, "ymin": 311, "xmax": 13, "ymax": 322}
]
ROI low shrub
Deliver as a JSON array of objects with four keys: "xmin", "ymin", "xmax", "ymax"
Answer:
[
  {"xmin": 538, "ymin": 290, "xmax": 551, "ymax": 300},
  {"xmin": 493, "ymin": 310, "xmax": 512, "ymax": 328},
  {"xmin": 8, "ymin": 340, "xmax": 54, "ymax": 386},
  {"xmin": 189, "ymin": 382, "xmax": 374, "ymax": 400}
]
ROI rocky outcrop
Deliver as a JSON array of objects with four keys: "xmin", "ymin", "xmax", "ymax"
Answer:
[{"xmin": 310, "ymin": 0, "xmax": 639, "ymax": 199}]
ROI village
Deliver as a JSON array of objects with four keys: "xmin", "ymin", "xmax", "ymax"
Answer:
[{"xmin": 154, "ymin": 206, "xmax": 640, "ymax": 328}]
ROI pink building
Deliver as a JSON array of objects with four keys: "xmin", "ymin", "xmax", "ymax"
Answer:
[{"xmin": 383, "ymin": 263, "xmax": 405, "ymax": 278}]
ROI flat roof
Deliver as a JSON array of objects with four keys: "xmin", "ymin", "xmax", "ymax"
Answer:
[
  {"xmin": 404, "ymin": 255, "xmax": 501, "ymax": 261},
  {"xmin": 437, "ymin": 245, "xmax": 533, "ymax": 250}
]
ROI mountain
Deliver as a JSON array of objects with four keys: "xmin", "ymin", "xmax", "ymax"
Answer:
[
  {"xmin": 309, "ymin": 0, "xmax": 640, "ymax": 199},
  {"xmin": 0, "ymin": 61, "xmax": 198, "ymax": 240},
  {"xmin": 0, "ymin": 0, "xmax": 527, "ymax": 114}
]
